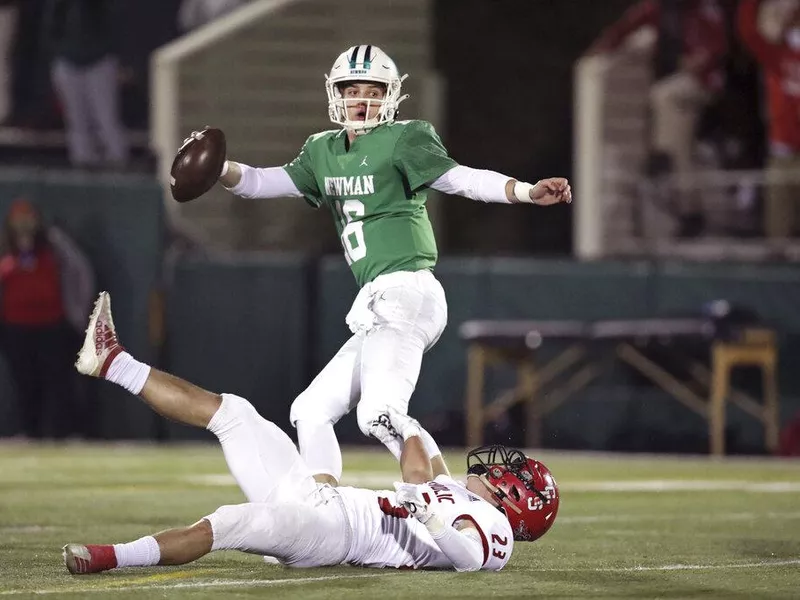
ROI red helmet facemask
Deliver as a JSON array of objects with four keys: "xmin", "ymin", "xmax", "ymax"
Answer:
[{"xmin": 467, "ymin": 445, "xmax": 559, "ymax": 542}]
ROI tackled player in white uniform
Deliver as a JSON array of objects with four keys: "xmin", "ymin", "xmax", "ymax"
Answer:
[{"xmin": 62, "ymin": 293, "xmax": 560, "ymax": 574}]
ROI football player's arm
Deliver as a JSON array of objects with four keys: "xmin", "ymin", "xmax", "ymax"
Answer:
[
  {"xmin": 430, "ymin": 165, "xmax": 571, "ymax": 206},
  {"xmin": 218, "ymin": 161, "xmax": 304, "ymax": 199},
  {"xmin": 387, "ymin": 409, "xmax": 439, "ymax": 483},
  {"xmin": 430, "ymin": 453, "xmax": 450, "ymax": 478},
  {"xmin": 407, "ymin": 428, "xmax": 449, "ymax": 478},
  {"xmin": 399, "ymin": 430, "xmax": 434, "ymax": 484},
  {"xmin": 394, "ymin": 121, "xmax": 570, "ymax": 205},
  {"xmin": 426, "ymin": 518, "xmax": 485, "ymax": 573},
  {"xmin": 394, "ymin": 482, "xmax": 485, "ymax": 572}
]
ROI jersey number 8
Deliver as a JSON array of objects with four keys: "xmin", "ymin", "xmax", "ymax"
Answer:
[{"xmin": 335, "ymin": 199, "xmax": 367, "ymax": 264}]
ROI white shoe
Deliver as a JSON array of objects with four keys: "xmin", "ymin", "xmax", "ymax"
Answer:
[
  {"xmin": 369, "ymin": 408, "xmax": 422, "ymax": 443},
  {"xmin": 367, "ymin": 412, "xmax": 403, "ymax": 446},
  {"xmin": 75, "ymin": 292, "xmax": 124, "ymax": 377}
]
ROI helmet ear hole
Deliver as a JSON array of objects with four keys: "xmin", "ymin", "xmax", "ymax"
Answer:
[
  {"xmin": 467, "ymin": 464, "xmax": 487, "ymax": 476},
  {"xmin": 510, "ymin": 486, "xmax": 521, "ymax": 502}
]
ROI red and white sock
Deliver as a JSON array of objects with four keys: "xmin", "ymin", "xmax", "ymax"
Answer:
[
  {"xmin": 113, "ymin": 535, "xmax": 160, "ymax": 568},
  {"xmin": 105, "ymin": 352, "xmax": 151, "ymax": 395}
]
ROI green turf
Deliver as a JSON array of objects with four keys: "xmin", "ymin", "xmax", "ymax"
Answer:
[{"xmin": 1, "ymin": 443, "xmax": 800, "ymax": 598}]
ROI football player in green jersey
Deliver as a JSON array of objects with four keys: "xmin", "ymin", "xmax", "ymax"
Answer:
[{"xmin": 217, "ymin": 45, "xmax": 571, "ymax": 487}]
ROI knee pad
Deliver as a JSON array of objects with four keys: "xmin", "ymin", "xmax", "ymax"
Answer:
[
  {"xmin": 206, "ymin": 504, "xmax": 251, "ymax": 551},
  {"xmin": 357, "ymin": 402, "xmax": 382, "ymax": 438},
  {"xmin": 289, "ymin": 393, "xmax": 312, "ymax": 427},
  {"xmin": 209, "ymin": 394, "xmax": 257, "ymax": 437},
  {"xmin": 290, "ymin": 390, "xmax": 348, "ymax": 428},
  {"xmin": 219, "ymin": 393, "xmax": 251, "ymax": 415}
]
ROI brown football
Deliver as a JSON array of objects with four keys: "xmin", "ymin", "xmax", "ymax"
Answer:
[{"xmin": 170, "ymin": 127, "xmax": 227, "ymax": 202}]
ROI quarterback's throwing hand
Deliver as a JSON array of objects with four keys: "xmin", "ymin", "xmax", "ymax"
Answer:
[
  {"xmin": 531, "ymin": 178, "xmax": 572, "ymax": 205},
  {"xmin": 394, "ymin": 482, "xmax": 435, "ymax": 524}
]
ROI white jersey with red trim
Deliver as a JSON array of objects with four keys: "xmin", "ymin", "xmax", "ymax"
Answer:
[{"xmin": 336, "ymin": 475, "xmax": 514, "ymax": 570}]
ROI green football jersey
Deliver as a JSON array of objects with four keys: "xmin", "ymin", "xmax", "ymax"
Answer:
[{"xmin": 283, "ymin": 120, "xmax": 458, "ymax": 287}]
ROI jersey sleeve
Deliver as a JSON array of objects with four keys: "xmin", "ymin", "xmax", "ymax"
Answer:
[
  {"xmin": 283, "ymin": 137, "xmax": 323, "ymax": 208},
  {"xmin": 425, "ymin": 517, "xmax": 485, "ymax": 572},
  {"xmin": 430, "ymin": 475, "xmax": 513, "ymax": 571},
  {"xmin": 393, "ymin": 121, "xmax": 459, "ymax": 192}
]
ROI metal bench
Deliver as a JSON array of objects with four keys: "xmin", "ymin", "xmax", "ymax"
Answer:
[{"xmin": 459, "ymin": 318, "xmax": 779, "ymax": 456}]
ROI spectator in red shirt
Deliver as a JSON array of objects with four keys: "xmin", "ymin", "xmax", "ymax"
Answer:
[
  {"xmin": 739, "ymin": 0, "xmax": 800, "ymax": 238},
  {"xmin": 588, "ymin": 0, "xmax": 729, "ymax": 236},
  {"xmin": 0, "ymin": 199, "xmax": 94, "ymax": 438}
]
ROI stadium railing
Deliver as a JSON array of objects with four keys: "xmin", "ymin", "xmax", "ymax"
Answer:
[{"xmin": 573, "ymin": 49, "xmax": 800, "ymax": 262}]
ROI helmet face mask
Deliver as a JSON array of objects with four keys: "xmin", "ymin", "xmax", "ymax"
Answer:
[
  {"xmin": 325, "ymin": 45, "xmax": 409, "ymax": 134},
  {"xmin": 467, "ymin": 445, "xmax": 560, "ymax": 542}
]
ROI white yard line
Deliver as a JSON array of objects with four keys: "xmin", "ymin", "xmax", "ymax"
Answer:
[
  {"xmin": 567, "ymin": 480, "xmax": 800, "ymax": 492},
  {"xmin": 594, "ymin": 559, "xmax": 800, "ymax": 572},
  {"xmin": 186, "ymin": 473, "xmax": 800, "ymax": 493},
  {"xmin": 3, "ymin": 560, "xmax": 799, "ymax": 595},
  {"xmin": 559, "ymin": 511, "xmax": 800, "ymax": 524},
  {"xmin": 0, "ymin": 573, "xmax": 385, "ymax": 596}
]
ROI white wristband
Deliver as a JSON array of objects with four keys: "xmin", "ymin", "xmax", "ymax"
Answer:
[
  {"xmin": 220, "ymin": 160, "xmax": 230, "ymax": 178},
  {"xmin": 513, "ymin": 181, "xmax": 534, "ymax": 203}
]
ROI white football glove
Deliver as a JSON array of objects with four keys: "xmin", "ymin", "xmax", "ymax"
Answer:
[{"xmin": 394, "ymin": 482, "xmax": 435, "ymax": 524}]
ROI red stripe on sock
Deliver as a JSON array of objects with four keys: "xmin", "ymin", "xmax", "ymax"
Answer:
[{"xmin": 99, "ymin": 346, "xmax": 124, "ymax": 378}]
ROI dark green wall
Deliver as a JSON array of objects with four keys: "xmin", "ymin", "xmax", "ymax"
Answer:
[
  {"xmin": 0, "ymin": 170, "xmax": 164, "ymax": 438},
  {"xmin": 163, "ymin": 254, "xmax": 311, "ymax": 440},
  {"xmin": 0, "ymin": 175, "xmax": 796, "ymax": 453}
]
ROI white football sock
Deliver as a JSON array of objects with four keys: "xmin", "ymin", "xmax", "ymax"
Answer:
[
  {"xmin": 296, "ymin": 421, "xmax": 343, "ymax": 483},
  {"xmin": 105, "ymin": 352, "xmax": 151, "ymax": 395},
  {"xmin": 113, "ymin": 535, "xmax": 160, "ymax": 567},
  {"xmin": 382, "ymin": 436, "xmax": 403, "ymax": 461},
  {"xmin": 419, "ymin": 426, "xmax": 443, "ymax": 461}
]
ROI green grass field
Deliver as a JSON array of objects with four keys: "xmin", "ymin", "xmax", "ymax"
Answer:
[{"xmin": 1, "ymin": 443, "xmax": 800, "ymax": 599}]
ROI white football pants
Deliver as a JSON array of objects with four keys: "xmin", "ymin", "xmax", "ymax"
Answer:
[
  {"xmin": 204, "ymin": 393, "xmax": 351, "ymax": 567},
  {"xmin": 290, "ymin": 269, "xmax": 448, "ymax": 480}
]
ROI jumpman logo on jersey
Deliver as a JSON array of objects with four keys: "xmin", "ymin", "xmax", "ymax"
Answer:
[{"xmin": 360, "ymin": 156, "xmax": 369, "ymax": 168}]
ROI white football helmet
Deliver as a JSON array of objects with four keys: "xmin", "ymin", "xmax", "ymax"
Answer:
[{"xmin": 325, "ymin": 45, "xmax": 409, "ymax": 134}]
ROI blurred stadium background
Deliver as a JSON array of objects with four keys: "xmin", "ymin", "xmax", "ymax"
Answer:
[{"xmin": 2, "ymin": 0, "xmax": 800, "ymax": 596}]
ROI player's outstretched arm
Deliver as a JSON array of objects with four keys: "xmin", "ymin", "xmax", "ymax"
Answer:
[
  {"xmin": 430, "ymin": 165, "xmax": 572, "ymax": 206},
  {"xmin": 218, "ymin": 161, "xmax": 305, "ymax": 200},
  {"xmin": 400, "ymin": 435, "xmax": 434, "ymax": 484},
  {"xmin": 218, "ymin": 160, "xmax": 243, "ymax": 188},
  {"xmin": 430, "ymin": 453, "xmax": 450, "ymax": 479},
  {"xmin": 384, "ymin": 409, "xmax": 449, "ymax": 480}
]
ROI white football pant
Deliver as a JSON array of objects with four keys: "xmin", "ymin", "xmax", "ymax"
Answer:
[
  {"xmin": 290, "ymin": 269, "xmax": 448, "ymax": 481},
  {"xmin": 204, "ymin": 393, "xmax": 350, "ymax": 567}
]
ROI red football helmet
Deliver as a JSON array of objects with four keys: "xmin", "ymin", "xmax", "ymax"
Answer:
[{"xmin": 467, "ymin": 445, "xmax": 559, "ymax": 542}]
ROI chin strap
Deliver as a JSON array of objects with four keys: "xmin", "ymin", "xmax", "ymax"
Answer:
[{"xmin": 467, "ymin": 474, "xmax": 522, "ymax": 515}]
